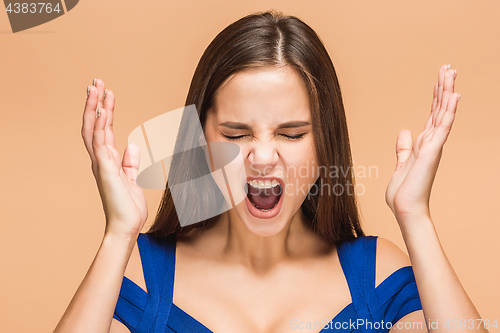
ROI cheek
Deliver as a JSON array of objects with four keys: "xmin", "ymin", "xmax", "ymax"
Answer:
[
  {"xmin": 287, "ymin": 136, "xmax": 317, "ymax": 172},
  {"xmin": 282, "ymin": 138, "xmax": 318, "ymax": 200}
]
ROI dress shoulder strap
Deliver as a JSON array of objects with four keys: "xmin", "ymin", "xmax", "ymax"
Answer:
[
  {"xmin": 337, "ymin": 235, "xmax": 383, "ymax": 329},
  {"xmin": 135, "ymin": 232, "xmax": 177, "ymax": 332}
]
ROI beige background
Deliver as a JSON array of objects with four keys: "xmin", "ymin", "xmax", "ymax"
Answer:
[{"xmin": 1, "ymin": 1, "xmax": 499, "ymax": 331}]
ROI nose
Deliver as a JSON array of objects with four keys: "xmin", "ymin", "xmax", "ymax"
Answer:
[{"xmin": 247, "ymin": 141, "xmax": 279, "ymax": 175}]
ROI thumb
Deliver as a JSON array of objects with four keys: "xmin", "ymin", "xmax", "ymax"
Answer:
[
  {"xmin": 122, "ymin": 142, "xmax": 141, "ymax": 183},
  {"xmin": 395, "ymin": 129, "xmax": 413, "ymax": 169}
]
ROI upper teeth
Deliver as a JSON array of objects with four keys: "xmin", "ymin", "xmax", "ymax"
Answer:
[{"xmin": 247, "ymin": 179, "xmax": 279, "ymax": 189}]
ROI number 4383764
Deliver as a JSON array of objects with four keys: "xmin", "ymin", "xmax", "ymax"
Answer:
[
  {"xmin": 5, "ymin": 3, "xmax": 62, "ymax": 14},
  {"xmin": 443, "ymin": 319, "xmax": 498, "ymax": 330}
]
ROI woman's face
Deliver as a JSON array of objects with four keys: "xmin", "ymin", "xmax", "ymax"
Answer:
[{"xmin": 204, "ymin": 66, "xmax": 319, "ymax": 237}]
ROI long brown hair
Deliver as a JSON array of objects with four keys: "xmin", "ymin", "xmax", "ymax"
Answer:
[{"xmin": 146, "ymin": 10, "xmax": 364, "ymax": 245}]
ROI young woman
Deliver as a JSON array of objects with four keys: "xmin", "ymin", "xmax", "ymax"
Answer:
[{"xmin": 54, "ymin": 10, "xmax": 487, "ymax": 333}]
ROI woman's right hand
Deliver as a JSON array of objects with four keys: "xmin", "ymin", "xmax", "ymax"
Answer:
[{"xmin": 81, "ymin": 78, "xmax": 148, "ymax": 239}]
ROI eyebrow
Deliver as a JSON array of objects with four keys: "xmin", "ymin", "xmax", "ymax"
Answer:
[{"xmin": 219, "ymin": 121, "xmax": 311, "ymax": 130}]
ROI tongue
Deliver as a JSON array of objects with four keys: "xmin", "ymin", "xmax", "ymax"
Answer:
[{"xmin": 248, "ymin": 185, "xmax": 281, "ymax": 210}]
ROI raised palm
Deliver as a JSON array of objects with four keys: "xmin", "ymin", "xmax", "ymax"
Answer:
[
  {"xmin": 81, "ymin": 79, "xmax": 148, "ymax": 238},
  {"xmin": 385, "ymin": 65, "xmax": 461, "ymax": 222}
]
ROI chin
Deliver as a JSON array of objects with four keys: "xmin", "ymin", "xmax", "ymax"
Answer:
[
  {"xmin": 232, "ymin": 197, "xmax": 291, "ymax": 237},
  {"xmin": 242, "ymin": 216, "xmax": 288, "ymax": 237}
]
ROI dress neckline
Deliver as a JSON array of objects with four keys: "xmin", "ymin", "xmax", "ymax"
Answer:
[
  {"xmin": 170, "ymin": 301, "xmax": 354, "ymax": 333},
  {"xmin": 168, "ymin": 234, "xmax": 356, "ymax": 333},
  {"xmin": 119, "ymin": 233, "xmax": 420, "ymax": 332}
]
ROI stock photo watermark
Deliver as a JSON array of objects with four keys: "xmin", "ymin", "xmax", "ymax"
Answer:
[
  {"xmin": 3, "ymin": 0, "xmax": 79, "ymax": 33},
  {"xmin": 249, "ymin": 161, "xmax": 379, "ymax": 197},
  {"xmin": 290, "ymin": 318, "xmax": 499, "ymax": 330}
]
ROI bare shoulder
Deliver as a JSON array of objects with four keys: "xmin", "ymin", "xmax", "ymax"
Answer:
[
  {"xmin": 375, "ymin": 237, "xmax": 427, "ymax": 332},
  {"xmin": 375, "ymin": 236, "xmax": 412, "ymax": 288}
]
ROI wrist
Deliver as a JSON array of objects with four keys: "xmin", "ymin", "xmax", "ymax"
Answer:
[
  {"xmin": 102, "ymin": 229, "xmax": 138, "ymax": 251},
  {"xmin": 396, "ymin": 212, "xmax": 435, "ymax": 237}
]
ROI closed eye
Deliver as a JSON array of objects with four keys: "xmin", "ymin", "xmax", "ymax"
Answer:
[
  {"xmin": 279, "ymin": 133, "xmax": 306, "ymax": 140},
  {"xmin": 223, "ymin": 134, "xmax": 247, "ymax": 141},
  {"xmin": 223, "ymin": 133, "xmax": 306, "ymax": 141}
]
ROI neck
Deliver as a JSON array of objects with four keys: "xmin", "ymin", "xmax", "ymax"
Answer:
[{"xmin": 206, "ymin": 208, "xmax": 330, "ymax": 273}]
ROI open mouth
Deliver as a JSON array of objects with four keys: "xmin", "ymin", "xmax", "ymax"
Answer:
[{"xmin": 245, "ymin": 179, "xmax": 283, "ymax": 212}]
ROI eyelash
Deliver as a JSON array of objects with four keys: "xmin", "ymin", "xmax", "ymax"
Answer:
[{"xmin": 223, "ymin": 133, "xmax": 306, "ymax": 141}]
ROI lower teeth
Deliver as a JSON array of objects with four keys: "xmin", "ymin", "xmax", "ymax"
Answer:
[{"xmin": 249, "ymin": 197, "xmax": 280, "ymax": 212}]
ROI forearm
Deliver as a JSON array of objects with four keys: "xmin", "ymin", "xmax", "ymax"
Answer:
[
  {"xmin": 53, "ymin": 231, "xmax": 136, "ymax": 333},
  {"xmin": 397, "ymin": 215, "xmax": 487, "ymax": 332}
]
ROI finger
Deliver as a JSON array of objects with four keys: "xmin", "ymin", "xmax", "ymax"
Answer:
[
  {"xmin": 423, "ymin": 113, "xmax": 433, "ymax": 132},
  {"xmin": 94, "ymin": 78, "xmax": 106, "ymax": 111},
  {"xmin": 431, "ymin": 93, "xmax": 460, "ymax": 147},
  {"xmin": 431, "ymin": 82, "xmax": 438, "ymax": 113},
  {"xmin": 122, "ymin": 143, "xmax": 141, "ymax": 183},
  {"xmin": 102, "ymin": 89, "xmax": 120, "ymax": 167},
  {"xmin": 81, "ymin": 85, "xmax": 100, "ymax": 166},
  {"xmin": 435, "ymin": 69, "xmax": 456, "ymax": 126},
  {"xmin": 92, "ymin": 107, "xmax": 113, "ymax": 175},
  {"xmin": 395, "ymin": 129, "xmax": 413, "ymax": 169},
  {"xmin": 103, "ymin": 89, "xmax": 115, "ymax": 140},
  {"xmin": 434, "ymin": 64, "xmax": 450, "ymax": 116}
]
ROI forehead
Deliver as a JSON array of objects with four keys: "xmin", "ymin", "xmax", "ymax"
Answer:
[{"xmin": 210, "ymin": 66, "xmax": 311, "ymax": 123}]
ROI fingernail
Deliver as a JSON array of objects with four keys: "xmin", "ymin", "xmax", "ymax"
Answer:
[
  {"xmin": 457, "ymin": 94, "xmax": 461, "ymax": 102},
  {"xmin": 93, "ymin": 78, "xmax": 97, "ymax": 86},
  {"xmin": 447, "ymin": 64, "xmax": 451, "ymax": 70},
  {"xmin": 96, "ymin": 107, "xmax": 101, "ymax": 118},
  {"xmin": 103, "ymin": 89, "xmax": 107, "ymax": 101},
  {"xmin": 87, "ymin": 86, "xmax": 90, "ymax": 97},
  {"xmin": 454, "ymin": 69, "xmax": 457, "ymax": 79}
]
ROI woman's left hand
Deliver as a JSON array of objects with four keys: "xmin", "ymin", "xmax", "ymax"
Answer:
[{"xmin": 385, "ymin": 64, "xmax": 461, "ymax": 223}]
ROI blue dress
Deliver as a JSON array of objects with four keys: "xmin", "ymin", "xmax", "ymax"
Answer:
[{"xmin": 113, "ymin": 233, "xmax": 422, "ymax": 332}]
